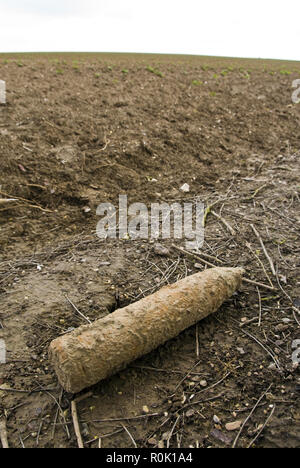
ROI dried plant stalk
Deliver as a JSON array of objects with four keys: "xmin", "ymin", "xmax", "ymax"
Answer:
[{"xmin": 0, "ymin": 199, "xmax": 17, "ymax": 205}]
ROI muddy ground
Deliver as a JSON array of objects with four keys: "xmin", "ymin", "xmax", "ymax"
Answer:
[{"xmin": 0, "ymin": 53, "xmax": 299, "ymax": 448}]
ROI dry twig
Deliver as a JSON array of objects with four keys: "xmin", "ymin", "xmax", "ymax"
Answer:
[
  {"xmin": 247, "ymin": 404, "xmax": 276, "ymax": 448},
  {"xmin": 245, "ymin": 242, "xmax": 274, "ymax": 288},
  {"xmin": 250, "ymin": 224, "xmax": 276, "ymax": 276},
  {"xmin": 65, "ymin": 296, "xmax": 91, "ymax": 324},
  {"xmin": 0, "ymin": 417, "xmax": 9, "ymax": 449},
  {"xmin": 121, "ymin": 423, "xmax": 137, "ymax": 448},
  {"xmin": 167, "ymin": 416, "xmax": 180, "ymax": 448},
  {"xmin": 171, "ymin": 245, "xmax": 275, "ymax": 291},
  {"xmin": 211, "ymin": 210, "xmax": 236, "ymax": 236},
  {"xmin": 232, "ymin": 384, "xmax": 272, "ymax": 448},
  {"xmin": 71, "ymin": 400, "xmax": 84, "ymax": 449},
  {"xmin": 0, "ymin": 198, "xmax": 18, "ymax": 205}
]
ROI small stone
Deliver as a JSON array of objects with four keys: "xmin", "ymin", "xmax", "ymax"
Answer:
[
  {"xmin": 81, "ymin": 423, "xmax": 90, "ymax": 438},
  {"xmin": 211, "ymin": 429, "xmax": 232, "ymax": 446},
  {"xmin": 282, "ymin": 318, "xmax": 291, "ymax": 324},
  {"xmin": 180, "ymin": 183, "xmax": 190, "ymax": 193},
  {"xmin": 275, "ymin": 324, "xmax": 289, "ymax": 332},
  {"xmin": 225, "ymin": 421, "xmax": 242, "ymax": 431},
  {"xmin": 275, "ymin": 340, "xmax": 284, "ymax": 346},
  {"xmin": 143, "ymin": 405, "xmax": 150, "ymax": 414},
  {"xmin": 200, "ymin": 380, "xmax": 208, "ymax": 388},
  {"xmin": 293, "ymin": 298, "xmax": 300, "ymax": 308},
  {"xmin": 191, "ymin": 376, "xmax": 201, "ymax": 382},
  {"xmin": 213, "ymin": 415, "xmax": 221, "ymax": 424},
  {"xmin": 148, "ymin": 437, "xmax": 157, "ymax": 445},
  {"xmin": 153, "ymin": 243, "xmax": 170, "ymax": 256}
]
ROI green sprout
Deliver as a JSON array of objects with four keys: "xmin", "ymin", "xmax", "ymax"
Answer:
[{"xmin": 147, "ymin": 66, "xmax": 164, "ymax": 77}]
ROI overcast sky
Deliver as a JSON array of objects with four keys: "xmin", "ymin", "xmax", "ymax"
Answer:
[{"xmin": 0, "ymin": 0, "xmax": 299, "ymax": 60}]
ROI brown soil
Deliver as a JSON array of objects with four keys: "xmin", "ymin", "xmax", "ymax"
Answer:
[{"xmin": 0, "ymin": 53, "xmax": 299, "ymax": 448}]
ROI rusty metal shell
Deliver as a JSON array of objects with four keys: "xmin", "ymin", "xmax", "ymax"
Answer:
[{"xmin": 49, "ymin": 267, "xmax": 244, "ymax": 393}]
